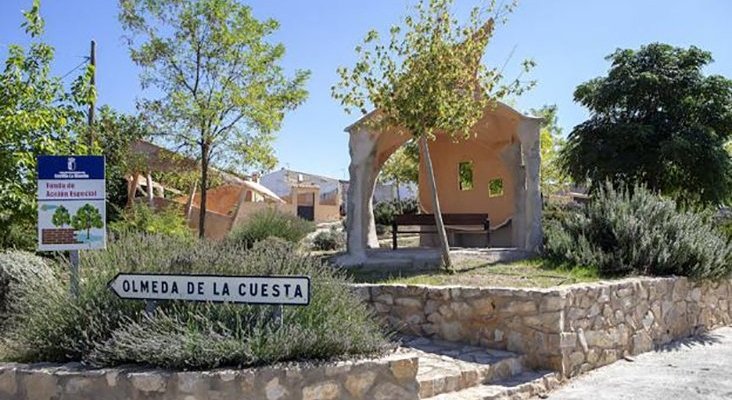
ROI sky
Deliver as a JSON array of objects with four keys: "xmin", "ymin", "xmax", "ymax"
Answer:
[{"xmin": 1, "ymin": 0, "xmax": 731, "ymax": 180}]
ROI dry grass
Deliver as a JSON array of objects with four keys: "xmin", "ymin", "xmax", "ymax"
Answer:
[{"xmin": 348, "ymin": 257, "xmax": 600, "ymax": 288}]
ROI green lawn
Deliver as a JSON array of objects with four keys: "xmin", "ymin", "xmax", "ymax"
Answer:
[{"xmin": 348, "ymin": 257, "xmax": 600, "ymax": 288}]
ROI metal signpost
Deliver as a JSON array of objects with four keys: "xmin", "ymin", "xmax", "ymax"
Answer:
[{"xmin": 37, "ymin": 155, "xmax": 106, "ymax": 296}]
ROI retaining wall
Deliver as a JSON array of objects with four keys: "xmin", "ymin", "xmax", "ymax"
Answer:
[
  {"xmin": 353, "ymin": 277, "xmax": 732, "ymax": 376},
  {"xmin": 0, "ymin": 354, "xmax": 419, "ymax": 400}
]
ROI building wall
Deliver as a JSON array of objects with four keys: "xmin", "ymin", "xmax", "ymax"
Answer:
[
  {"xmin": 417, "ymin": 110, "xmax": 519, "ymax": 227},
  {"xmin": 186, "ymin": 207, "xmax": 235, "ymax": 240}
]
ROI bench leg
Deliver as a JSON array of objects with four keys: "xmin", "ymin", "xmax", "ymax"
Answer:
[{"xmin": 392, "ymin": 223, "xmax": 398, "ymax": 250}]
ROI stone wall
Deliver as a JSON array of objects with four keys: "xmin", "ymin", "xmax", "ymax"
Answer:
[
  {"xmin": 561, "ymin": 277, "xmax": 732, "ymax": 376},
  {"xmin": 352, "ymin": 284, "xmax": 567, "ymax": 372},
  {"xmin": 0, "ymin": 354, "xmax": 419, "ymax": 400},
  {"xmin": 353, "ymin": 277, "xmax": 732, "ymax": 377}
]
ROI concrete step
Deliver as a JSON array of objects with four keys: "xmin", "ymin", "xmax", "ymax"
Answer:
[
  {"xmin": 422, "ymin": 370, "xmax": 561, "ymax": 400},
  {"xmin": 398, "ymin": 336, "xmax": 527, "ymax": 399}
]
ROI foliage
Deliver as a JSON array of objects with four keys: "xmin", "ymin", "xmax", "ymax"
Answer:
[
  {"xmin": 0, "ymin": 251, "xmax": 55, "ymax": 331},
  {"xmin": 332, "ymin": 0, "xmax": 534, "ymax": 269},
  {"xmin": 561, "ymin": 44, "xmax": 732, "ymax": 205},
  {"xmin": 71, "ymin": 204, "xmax": 104, "ymax": 239},
  {"xmin": 51, "ymin": 205, "xmax": 71, "ymax": 227},
  {"xmin": 109, "ymin": 202, "xmax": 191, "ymax": 239},
  {"xmin": 0, "ymin": 0, "xmax": 94, "ymax": 249},
  {"xmin": 530, "ymin": 105, "xmax": 570, "ymax": 194},
  {"xmin": 120, "ymin": 0, "xmax": 310, "ymax": 237},
  {"xmin": 228, "ymin": 208, "xmax": 315, "ymax": 247},
  {"xmin": 545, "ymin": 182, "xmax": 732, "ymax": 280},
  {"xmin": 94, "ymin": 106, "xmax": 151, "ymax": 221},
  {"xmin": 374, "ymin": 199, "xmax": 419, "ymax": 227},
  {"xmin": 0, "ymin": 235, "xmax": 390, "ymax": 368},
  {"xmin": 311, "ymin": 228, "xmax": 345, "ymax": 251},
  {"xmin": 379, "ymin": 140, "xmax": 419, "ymax": 199}
]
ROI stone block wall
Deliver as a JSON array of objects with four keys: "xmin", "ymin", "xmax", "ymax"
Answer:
[
  {"xmin": 0, "ymin": 354, "xmax": 419, "ymax": 400},
  {"xmin": 354, "ymin": 277, "xmax": 732, "ymax": 377},
  {"xmin": 561, "ymin": 277, "xmax": 732, "ymax": 376},
  {"xmin": 352, "ymin": 284, "xmax": 567, "ymax": 371}
]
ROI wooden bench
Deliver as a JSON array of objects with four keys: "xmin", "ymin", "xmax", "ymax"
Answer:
[{"xmin": 391, "ymin": 213, "xmax": 490, "ymax": 249}]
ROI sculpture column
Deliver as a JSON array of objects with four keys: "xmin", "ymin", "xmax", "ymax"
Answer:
[
  {"xmin": 345, "ymin": 128, "xmax": 380, "ymax": 259},
  {"xmin": 518, "ymin": 119, "xmax": 543, "ymax": 251}
]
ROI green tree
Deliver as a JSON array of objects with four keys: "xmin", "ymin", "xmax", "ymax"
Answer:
[
  {"xmin": 0, "ymin": 0, "xmax": 94, "ymax": 249},
  {"xmin": 332, "ymin": 0, "xmax": 533, "ymax": 270},
  {"xmin": 51, "ymin": 205, "xmax": 71, "ymax": 227},
  {"xmin": 561, "ymin": 44, "xmax": 732, "ymax": 205},
  {"xmin": 379, "ymin": 140, "xmax": 419, "ymax": 207},
  {"xmin": 72, "ymin": 204, "xmax": 104, "ymax": 240},
  {"xmin": 530, "ymin": 105, "xmax": 570, "ymax": 194},
  {"xmin": 94, "ymin": 106, "xmax": 151, "ymax": 221},
  {"xmin": 119, "ymin": 0, "xmax": 309, "ymax": 238}
]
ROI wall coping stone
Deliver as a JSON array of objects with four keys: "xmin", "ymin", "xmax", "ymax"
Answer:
[{"xmin": 0, "ymin": 353, "xmax": 420, "ymax": 400}]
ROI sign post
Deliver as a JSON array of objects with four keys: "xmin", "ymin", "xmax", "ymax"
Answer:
[
  {"xmin": 108, "ymin": 274, "xmax": 311, "ymax": 306},
  {"xmin": 37, "ymin": 155, "xmax": 106, "ymax": 296}
]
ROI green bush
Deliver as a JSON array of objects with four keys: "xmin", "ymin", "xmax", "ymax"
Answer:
[
  {"xmin": 109, "ymin": 202, "xmax": 191, "ymax": 239},
  {"xmin": 373, "ymin": 199, "xmax": 419, "ymax": 226},
  {"xmin": 0, "ymin": 251, "xmax": 55, "ymax": 331},
  {"xmin": 312, "ymin": 229, "xmax": 345, "ymax": 251},
  {"xmin": 545, "ymin": 182, "xmax": 732, "ymax": 280},
  {"xmin": 228, "ymin": 208, "xmax": 315, "ymax": 247},
  {"xmin": 0, "ymin": 234, "xmax": 389, "ymax": 369}
]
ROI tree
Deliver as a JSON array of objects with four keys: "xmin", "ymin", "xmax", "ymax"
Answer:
[
  {"xmin": 93, "ymin": 106, "xmax": 152, "ymax": 221},
  {"xmin": 119, "ymin": 0, "xmax": 309, "ymax": 238},
  {"xmin": 561, "ymin": 44, "xmax": 732, "ymax": 205},
  {"xmin": 0, "ymin": 0, "xmax": 94, "ymax": 249},
  {"xmin": 51, "ymin": 206, "xmax": 71, "ymax": 227},
  {"xmin": 530, "ymin": 105, "xmax": 570, "ymax": 194},
  {"xmin": 379, "ymin": 140, "xmax": 419, "ymax": 207},
  {"xmin": 72, "ymin": 204, "xmax": 104, "ymax": 240},
  {"xmin": 332, "ymin": 0, "xmax": 533, "ymax": 270}
]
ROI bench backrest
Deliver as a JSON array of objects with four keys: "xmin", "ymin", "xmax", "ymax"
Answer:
[{"xmin": 393, "ymin": 213, "xmax": 489, "ymax": 226}]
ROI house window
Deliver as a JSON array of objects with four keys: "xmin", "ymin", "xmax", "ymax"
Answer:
[
  {"xmin": 488, "ymin": 178, "xmax": 504, "ymax": 197},
  {"xmin": 458, "ymin": 161, "xmax": 474, "ymax": 191}
]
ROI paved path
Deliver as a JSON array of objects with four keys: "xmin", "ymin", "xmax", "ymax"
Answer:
[{"xmin": 546, "ymin": 326, "xmax": 732, "ymax": 400}]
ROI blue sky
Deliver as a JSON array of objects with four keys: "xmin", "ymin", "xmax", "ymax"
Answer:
[{"xmin": 1, "ymin": 1, "xmax": 730, "ymax": 179}]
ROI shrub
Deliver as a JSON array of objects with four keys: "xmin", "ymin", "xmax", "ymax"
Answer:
[
  {"xmin": 312, "ymin": 229, "xmax": 345, "ymax": 251},
  {"xmin": 109, "ymin": 202, "xmax": 191, "ymax": 239},
  {"xmin": 0, "ymin": 234, "xmax": 389, "ymax": 369},
  {"xmin": 228, "ymin": 208, "xmax": 315, "ymax": 247},
  {"xmin": 545, "ymin": 182, "xmax": 732, "ymax": 280},
  {"xmin": 0, "ymin": 251, "xmax": 55, "ymax": 331},
  {"xmin": 373, "ymin": 199, "xmax": 419, "ymax": 226}
]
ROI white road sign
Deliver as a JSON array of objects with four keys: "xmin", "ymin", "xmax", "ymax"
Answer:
[{"xmin": 108, "ymin": 273, "xmax": 311, "ymax": 305}]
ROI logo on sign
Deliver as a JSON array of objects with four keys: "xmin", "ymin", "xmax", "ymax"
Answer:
[{"xmin": 54, "ymin": 157, "xmax": 89, "ymax": 179}]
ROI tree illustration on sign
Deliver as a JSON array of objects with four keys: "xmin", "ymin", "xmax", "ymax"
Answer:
[
  {"xmin": 71, "ymin": 204, "xmax": 103, "ymax": 240},
  {"xmin": 51, "ymin": 205, "xmax": 71, "ymax": 227}
]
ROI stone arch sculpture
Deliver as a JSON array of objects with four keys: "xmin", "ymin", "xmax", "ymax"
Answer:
[{"xmin": 341, "ymin": 102, "xmax": 543, "ymax": 264}]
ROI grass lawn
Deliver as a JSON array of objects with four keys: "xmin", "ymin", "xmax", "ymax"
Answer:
[{"xmin": 348, "ymin": 257, "xmax": 601, "ymax": 288}]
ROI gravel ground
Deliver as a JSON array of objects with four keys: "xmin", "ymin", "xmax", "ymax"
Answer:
[{"xmin": 546, "ymin": 326, "xmax": 732, "ymax": 400}]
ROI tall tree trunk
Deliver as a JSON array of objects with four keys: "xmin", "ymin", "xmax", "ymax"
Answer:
[
  {"xmin": 420, "ymin": 136, "xmax": 452, "ymax": 271},
  {"xmin": 199, "ymin": 142, "xmax": 209, "ymax": 239}
]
